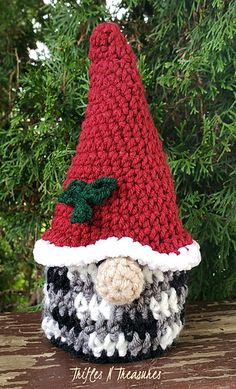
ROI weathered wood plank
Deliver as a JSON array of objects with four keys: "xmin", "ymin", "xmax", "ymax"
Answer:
[{"xmin": 0, "ymin": 301, "xmax": 236, "ymax": 389}]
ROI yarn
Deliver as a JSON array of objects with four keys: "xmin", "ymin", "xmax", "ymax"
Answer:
[
  {"xmin": 33, "ymin": 22, "xmax": 201, "ymax": 270},
  {"xmin": 34, "ymin": 21, "xmax": 201, "ymax": 363},
  {"xmin": 34, "ymin": 237, "xmax": 201, "ymax": 270},
  {"xmin": 50, "ymin": 336, "xmax": 165, "ymax": 364},
  {"xmin": 42, "ymin": 263, "xmax": 188, "ymax": 363},
  {"xmin": 95, "ymin": 257, "xmax": 144, "ymax": 305},
  {"xmin": 58, "ymin": 177, "xmax": 117, "ymax": 224}
]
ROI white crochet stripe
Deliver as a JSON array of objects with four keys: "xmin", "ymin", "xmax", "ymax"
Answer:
[
  {"xmin": 42, "ymin": 316, "xmax": 61, "ymax": 340},
  {"xmin": 72, "ymin": 288, "xmax": 182, "ymax": 326},
  {"xmin": 150, "ymin": 288, "xmax": 179, "ymax": 320},
  {"xmin": 74, "ymin": 292, "xmax": 112, "ymax": 321},
  {"xmin": 88, "ymin": 331, "xmax": 128, "ymax": 357},
  {"xmin": 33, "ymin": 236, "xmax": 201, "ymax": 271},
  {"xmin": 160, "ymin": 322, "xmax": 183, "ymax": 350}
]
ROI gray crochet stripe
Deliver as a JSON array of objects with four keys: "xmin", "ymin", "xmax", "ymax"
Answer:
[{"xmin": 42, "ymin": 265, "xmax": 187, "ymax": 358}]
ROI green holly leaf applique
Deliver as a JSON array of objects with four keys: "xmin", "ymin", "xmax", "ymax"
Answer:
[{"xmin": 58, "ymin": 177, "xmax": 118, "ymax": 224}]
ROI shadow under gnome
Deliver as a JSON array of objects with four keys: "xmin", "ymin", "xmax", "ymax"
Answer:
[{"xmin": 33, "ymin": 22, "xmax": 201, "ymax": 363}]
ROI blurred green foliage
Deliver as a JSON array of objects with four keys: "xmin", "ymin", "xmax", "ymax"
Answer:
[{"xmin": 0, "ymin": 0, "xmax": 235, "ymax": 311}]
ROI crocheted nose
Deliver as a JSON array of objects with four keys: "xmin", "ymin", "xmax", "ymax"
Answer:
[
  {"xmin": 89, "ymin": 22, "xmax": 132, "ymax": 63},
  {"xmin": 95, "ymin": 257, "xmax": 144, "ymax": 305}
]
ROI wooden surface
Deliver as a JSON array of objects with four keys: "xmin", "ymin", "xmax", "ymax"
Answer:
[{"xmin": 0, "ymin": 301, "xmax": 236, "ymax": 389}]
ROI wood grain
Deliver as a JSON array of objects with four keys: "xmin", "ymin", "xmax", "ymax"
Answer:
[{"xmin": 0, "ymin": 301, "xmax": 236, "ymax": 389}]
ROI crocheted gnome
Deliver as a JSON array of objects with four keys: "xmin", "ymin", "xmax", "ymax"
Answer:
[{"xmin": 33, "ymin": 22, "xmax": 201, "ymax": 362}]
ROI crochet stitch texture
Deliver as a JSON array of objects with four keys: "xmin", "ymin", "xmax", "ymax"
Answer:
[
  {"xmin": 40, "ymin": 22, "xmax": 195, "ymax": 257},
  {"xmin": 42, "ymin": 264, "xmax": 188, "ymax": 363},
  {"xmin": 58, "ymin": 177, "xmax": 117, "ymax": 223},
  {"xmin": 34, "ymin": 21, "xmax": 202, "ymax": 363},
  {"xmin": 95, "ymin": 257, "xmax": 144, "ymax": 305}
]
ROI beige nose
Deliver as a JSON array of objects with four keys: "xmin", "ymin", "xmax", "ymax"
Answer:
[{"xmin": 95, "ymin": 257, "xmax": 144, "ymax": 305}]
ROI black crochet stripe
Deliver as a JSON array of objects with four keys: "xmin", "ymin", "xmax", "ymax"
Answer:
[
  {"xmin": 120, "ymin": 310, "xmax": 159, "ymax": 341},
  {"xmin": 169, "ymin": 271, "xmax": 188, "ymax": 297},
  {"xmin": 49, "ymin": 335, "xmax": 167, "ymax": 364},
  {"xmin": 50, "ymin": 307, "xmax": 161, "ymax": 343},
  {"xmin": 51, "ymin": 307, "xmax": 82, "ymax": 334},
  {"xmin": 47, "ymin": 267, "xmax": 70, "ymax": 294},
  {"xmin": 49, "ymin": 309, "xmax": 185, "ymax": 350}
]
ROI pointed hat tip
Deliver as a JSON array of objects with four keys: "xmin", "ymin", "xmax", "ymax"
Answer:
[{"xmin": 89, "ymin": 22, "xmax": 130, "ymax": 62}]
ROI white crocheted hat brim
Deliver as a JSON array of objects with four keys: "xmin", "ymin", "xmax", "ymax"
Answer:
[{"xmin": 33, "ymin": 236, "xmax": 201, "ymax": 271}]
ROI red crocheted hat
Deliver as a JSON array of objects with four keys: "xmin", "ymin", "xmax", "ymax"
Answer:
[{"xmin": 33, "ymin": 22, "xmax": 201, "ymax": 271}]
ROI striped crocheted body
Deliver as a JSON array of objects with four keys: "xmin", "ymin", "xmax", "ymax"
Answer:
[{"xmin": 42, "ymin": 264, "xmax": 188, "ymax": 362}]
